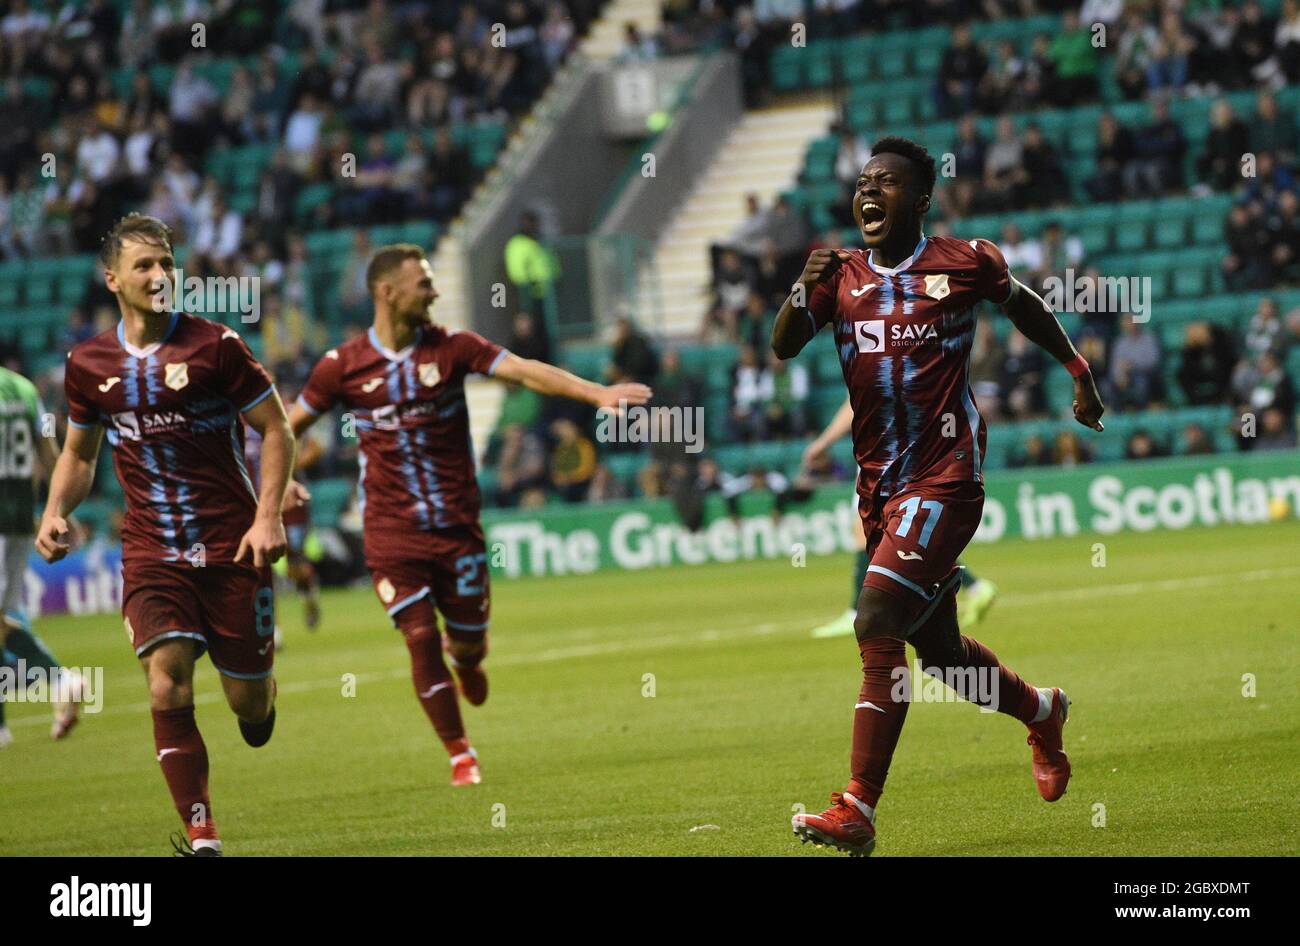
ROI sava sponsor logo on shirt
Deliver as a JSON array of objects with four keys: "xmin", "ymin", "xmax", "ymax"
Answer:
[
  {"xmin": 854, "ymin": 320, "xmax": 939, "ymax": 352},
  {"xmin": 109, "ymin": 410, "xmax": 201, "ymax": 439}
]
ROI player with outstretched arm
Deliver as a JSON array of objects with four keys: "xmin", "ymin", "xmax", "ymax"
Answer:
[{"xmin": 288, "ymin": 244, "xmax": 650, "ymax": 787}]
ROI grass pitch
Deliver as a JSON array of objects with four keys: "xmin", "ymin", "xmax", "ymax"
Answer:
[{"xmin": 2, "ymin": 520, "xmax": 1297, "ymax": 856}]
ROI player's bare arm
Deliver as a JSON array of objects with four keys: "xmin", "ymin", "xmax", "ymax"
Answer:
[
  {"xmin": 236, "ymin": 391, "xmax": 295, "ymax": 568},
  {"xmin": 280, "ymin": 408, "xmax": 323, "ymax": 510},
  {"xmin": 803, "ymin": 397, "xmax": 853, "ymax": 469},
  {"xmin": 1000, "ymin": 278, "xmax": 1106, "ymax": 432},
  {"xmin": 35, "ymin": 423, "xmax": 103, "ymax": 563},
  {"xmin": 771, "ymin": 249, "xmax": 852, "ymax": 359},
  {"xmin": 492, "ymin": 352, "xmax": 652, "ymax": 412}
]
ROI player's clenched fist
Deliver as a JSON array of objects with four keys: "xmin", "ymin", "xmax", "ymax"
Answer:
[
  {"xmin": 35, "ymin": 515, "xmax": 72, "ymax": 563},
  {"xmin": 797, "ymin": 249, "xmax": 853, "ymax": 288},
  {"xmin": 1072, "ymin": 372, "xmax": 1106, "ymax": 432}
]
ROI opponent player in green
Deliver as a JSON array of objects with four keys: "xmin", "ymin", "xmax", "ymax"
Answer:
[{"xmin": 0, "ymin": 366, "xmax": 82, "ymax": 747}]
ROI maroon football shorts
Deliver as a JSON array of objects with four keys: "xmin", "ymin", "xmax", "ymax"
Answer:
[
  {"xmin": 366, "ymin": 523, "xmax": 490, "ymax": 634},
  {"xmin": 860, "ymin": 479, "xmax": 984, "ymax": 609},
  {"xmin": 121, "ymin": 560, "xmax": 276, "ymax": 679}
]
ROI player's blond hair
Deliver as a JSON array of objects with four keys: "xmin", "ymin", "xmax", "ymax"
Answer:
[
  {"xmin": 366, "ymin": 244, "xmax": 426, "ymax": 295},
  {"xmin": 101, "ymin": 213, "xmax": 174, "ymax": 267}
]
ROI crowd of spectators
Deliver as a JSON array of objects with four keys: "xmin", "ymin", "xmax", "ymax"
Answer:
[{"xmin": 0, "ymin": 0, "xmax": 596, "ymax": 264}]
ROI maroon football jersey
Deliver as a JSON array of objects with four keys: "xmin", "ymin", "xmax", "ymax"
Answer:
[
  {"xmin": 297, "ymin": 324, "xmax": 506, "ymax": 539},
  {"xmin": 808, "ymin": 234, "xmax": 1012, "ymax": 503},
  {"xmin": 63, "ymin": 312, "xmax": 275, "ymax": 564}
]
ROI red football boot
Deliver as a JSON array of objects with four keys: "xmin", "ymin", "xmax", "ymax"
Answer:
[
  {"xmin": 1026, "ymin": 687, "xmax": 1071, "ymax": 801},
  {"xmin": 450, "ymin": 749, "xmax": 481, "ymax": 786},
  {"xmin": 792, "ymin": 791, "xmax": 876, "ymax": 856}
]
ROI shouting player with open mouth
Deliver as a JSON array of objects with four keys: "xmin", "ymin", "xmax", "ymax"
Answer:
[{"xmin": 774, "ymin": 137, "xmax": 1106, "ymax": 856}]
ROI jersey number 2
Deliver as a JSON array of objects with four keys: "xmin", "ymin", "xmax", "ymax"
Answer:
[{"xmin": 455, "ymin": 553, "xmax": 487, "ymax": 597}]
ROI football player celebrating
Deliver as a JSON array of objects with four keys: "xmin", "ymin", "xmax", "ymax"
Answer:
[
  {"xmin": 37, "ymin": 214, "xmax": 294, "ymax": 856},
  {"xmin": 774, "ymin": 138, "xmax": 1104, "ymax": 856},
  {"xmin": 289, "ymin": 245, "xmax": 650, "ymax": 786}
]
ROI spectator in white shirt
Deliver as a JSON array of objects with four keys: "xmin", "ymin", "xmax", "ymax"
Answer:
[
  {"xmin": 76, "ymin": 117, "xmax": 121, "ymax": 185},
  {"xmin": 192, "ymin": 196, "xmax": 242, "ymax": 268}
]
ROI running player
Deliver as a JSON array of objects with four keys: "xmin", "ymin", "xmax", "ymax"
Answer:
[
  {"xmin": 35, "ymin": 214, "xmax": 294, "ymax": 856},
  {"xmin": 0, "ymin": 366, "xmax": 82, "ymax": 745},
  {"xmin": 803, "ymin": 398, "xmax": 998, "ymax": 639},
  {"xmin": 288, "ymin": 244, "xmax": 650, "ymax": 787},
  {"xmin": 774, "ymin": 138, "xmax": 1105, "ymax": 855}
]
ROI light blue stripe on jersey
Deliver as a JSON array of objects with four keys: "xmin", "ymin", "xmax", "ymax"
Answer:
[
  {"xmin": 410, "ymin": 427, "xmax": 446, "ymax": 528},
  {"xmin": 961, "ymin": 363, "xmax": 983, "ymax": 481},
  {"xmin": 122, "ymin": 354, "xmax": 142, "ymax": 408},
  {"xmin": 866, "ymin": 565, "xmax": 931, "ymax": 599},
  {"xmin": 876, "ymin": 356, "xmax": 898, "ymax": 491},
  {"xmin": 139, "ymin": 443, "xmax": 181, "ymax": 561},
  {"xmin": 895, "ymin": 353, "xmax": 926, "ymax": 491},
  {"xmin": 901, "ymin": 272, "xmax": 918, "ymax": 316},
  {"xmin": 229, "ymin": 420, "xmax": 258, "ymax": 499},
  {"xmin": 396, "ymin": 428, "xmax": 432, "ymax": 529},
  {"xmin": 445, "ymin": 618, "xmax": 489, "ymax": 633},
  {"xmin": 356, "ymin": 450, "xmax": 368, "ymax": 516},
  {"xmin": 144, "ymin": 353, "xmax": 163, "ymax": 406},
  {"xmin": 488, "ymin": 349, "xmax": 507, "ymax": 375},
  {"xmin": 386, "ymin": 586, "xmax": 431, "ymax": 616},
  {"xmin": 160, "ymin": 443, "xmax": 201, "ymax": 552},
  {"xmin": 384, "ymin": 361, "xmax": 432, "ymax": 529},
  {"xmin": 241, "ymin": 386, "xmax": 273, "ymax": 413}
]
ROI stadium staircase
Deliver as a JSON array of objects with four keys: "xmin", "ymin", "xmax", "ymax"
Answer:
[
  {"xmin": 637, "ymin": 98, "xmax": 837, "ymax": 336},
  {"xmin": 581, "ymin": 0, "xmax": 663, "ymax": 61}
]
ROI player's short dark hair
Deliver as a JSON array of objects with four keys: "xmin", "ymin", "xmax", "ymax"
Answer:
[
  {"xmin": 366, "ymin": 243, "xmax": 425, "ymax": 294},
  {"xmin": 870, "ymin": 136, "xmax": 937, "ymax": 197},
  {"xmin": 101, "ymin": 213, "xmax": 174, "ymax": 267}
]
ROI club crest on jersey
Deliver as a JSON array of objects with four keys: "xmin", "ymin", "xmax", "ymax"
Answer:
[
  {"xmin": 376, "ymin": 577, "xmax": 396, "ymax": 604},
  {"xmin": 164, "ymin": 362, "xmax": 189, "ymax": 391},
  {"xmin": 855, "ymin": 320, "xmax": 886, "ymax": 353},
  {"xmin": 923, "ymin": 274, "xmax": 950, "ymax": 300},
  {"xmin": 418, "ymin": 362, "xmax": 441, "ymax": 387}
]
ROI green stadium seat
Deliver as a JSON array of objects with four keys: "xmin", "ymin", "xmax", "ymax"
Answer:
[
  {"xmin": 1152, "ymin": 217, "xmax": 1189, "ymax": 248},
  {"xmin": 805, "ymin": 41, "xmax": 837, "ymax": 87},
  {"xmin": 1171, "ymin": 268, "xmax": 1209, "ymax": 298},
  {"xmin": 1191, "ymin": 213, "xmax": 1225, "ymax": 245},
  {"xmin": 770, "ymin": 46, "xmax": 804, "ymax": 92},
  {"xmin": 875, "ymin": 47, "xmax": 908, "ymax": 80},
  {"xmin": 1115, "ymin": 222, "xmax": 1150, "ymax": 253}
]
